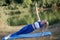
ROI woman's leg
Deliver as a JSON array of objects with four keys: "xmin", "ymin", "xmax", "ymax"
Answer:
[{"xmin": 11, "ymin": 24, "xmax": 34, "ymax": 36}]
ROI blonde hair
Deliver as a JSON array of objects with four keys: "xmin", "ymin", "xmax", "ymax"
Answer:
[{"xmin": 42, "ymin": 20, "xmax": 49, "ymax": 26}]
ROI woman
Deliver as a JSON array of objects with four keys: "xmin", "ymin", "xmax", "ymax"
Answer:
[{"xmin": 4, "ymin": 20, "xmax": 49, "ymax": 40}]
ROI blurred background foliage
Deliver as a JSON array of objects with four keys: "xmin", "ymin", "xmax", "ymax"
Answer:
[{"xmin": 0, "ymin": 0, "xmax": 60, "ymax": 26}]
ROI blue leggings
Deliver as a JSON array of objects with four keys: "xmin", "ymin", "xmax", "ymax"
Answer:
[{"xmin": 11, "ymin": 24, "xmax": 34, "ymax": 37}]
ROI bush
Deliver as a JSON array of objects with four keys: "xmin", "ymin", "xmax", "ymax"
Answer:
[{"xmin": 7, "ymin": 16, "xmax": 27, "ymax": 26}]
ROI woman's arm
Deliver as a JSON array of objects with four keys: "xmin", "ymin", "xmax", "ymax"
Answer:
[{"xmin": 41, "ymin": 20, "xmax": 49, "ymax": 36}]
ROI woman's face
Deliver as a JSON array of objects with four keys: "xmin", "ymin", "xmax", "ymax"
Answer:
[{"xmin": 42, "ymin": 20, "xmax": 49, "ymax": 27}]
